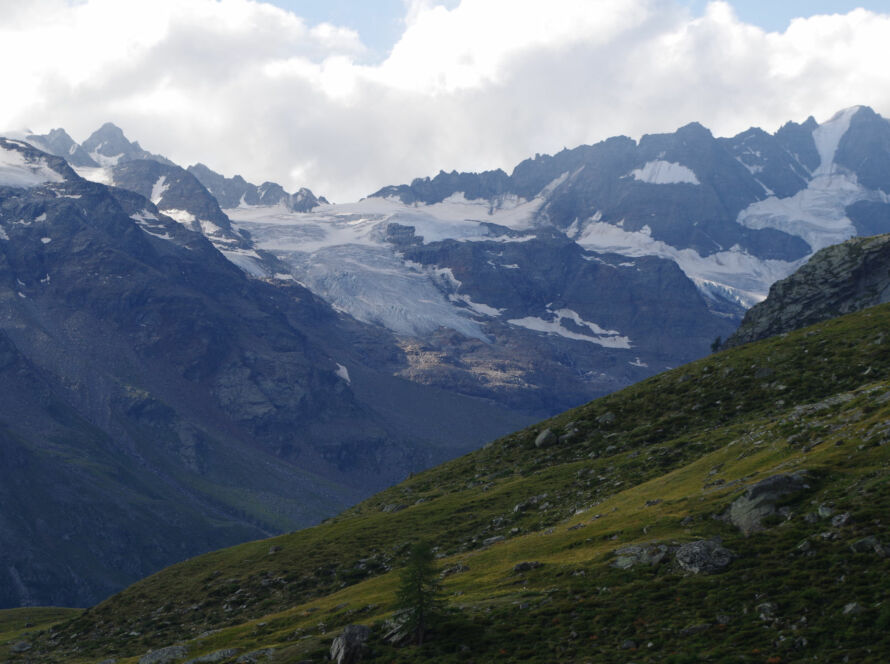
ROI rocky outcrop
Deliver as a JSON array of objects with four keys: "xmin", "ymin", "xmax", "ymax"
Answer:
[
  {"xmin": 674, "ymin": 539, "xmax": 736, "ymax": 574},
  {"xmin": 330, "ymin": 624, "xmax": 370, "ymax": 664},
  {"xmin": 728, "ymin": 472, "xmax": 812, "ymax": 534},
  {"xmin": 138, "ymin": 645, "xmax": 188, "ymax": 664},
  {"xmin": 612, "ymin": 539, "xmax": 734, "ymax": 574},
  {"xmin": 724, "ymin": 234, "xmax": 890, "ymax": 348}
]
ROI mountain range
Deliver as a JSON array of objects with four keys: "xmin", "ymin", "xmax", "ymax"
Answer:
[
  {"xmin": 4, "ymin": 227, "xmax": 889, "ymax": 662},
  {"xmin": 3, "ymin": 105, "xmax": 890, "ymax": 608}
]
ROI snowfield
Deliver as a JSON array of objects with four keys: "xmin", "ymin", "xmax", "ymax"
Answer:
[{"xmin": 0, "ymin": 142, "xmax": 66, "ymax": 188}]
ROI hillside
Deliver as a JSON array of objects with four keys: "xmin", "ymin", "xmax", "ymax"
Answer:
[{"xmin": 7, "ymin": 301, "xmax": 890, "ymax": 663}]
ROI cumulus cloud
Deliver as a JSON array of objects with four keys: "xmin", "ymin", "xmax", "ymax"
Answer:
[{"xmin": 1, "ymin": 0, "xmax": 889, "ymax": 201}]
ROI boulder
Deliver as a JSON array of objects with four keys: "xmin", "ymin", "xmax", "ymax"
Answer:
[
  {"xmin": 728, "ymin": 472, "xmax": 811, "ymax": 534},
  {"xmin": 139, "ymin": 646, "xmax": 188, "ymax": 664},
  {"xmin": 330, "ymin": 624, "xmax": 371, "ymax": 664},
  {"xmin": 535, "ymin": 428, "xmax": 558, "ymax": 448},
  {"xmin": 843, "ymin": 602, "xmax": 865, "ymax": 615},
  {"xmin": 513, "ymin": 561, "xmax": 543, "ymax": 573},
  {"xmin": 675, "ymin": 539, "xmax": 735, "ymax": 574},
  {"xmin": 612, "ymin": 543, "xmax": 671, "ymax": 569},
  {"xmin": 850, "ymin": 536, "xmax": 884, "ymax": 554},
  {"xmin": 185, "ymin": 649, "xmax": 240, "ymax": 664}
]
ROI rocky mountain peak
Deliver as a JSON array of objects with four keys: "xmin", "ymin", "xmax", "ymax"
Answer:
[
  {"xmin": 81, "ymin": 122, "xmax": 173, "ymax": 167},
  {"xmin": 24, "ymin": 127, "xmax": 99, "ymax": 168}
]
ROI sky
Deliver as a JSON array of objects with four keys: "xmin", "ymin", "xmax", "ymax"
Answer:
[{"xmin": 1, "ymin": 0, "xmax": 889, "ymax": 202}]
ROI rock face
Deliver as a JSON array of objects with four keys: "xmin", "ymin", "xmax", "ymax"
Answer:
[
  {"xmin": 330, "ymin": 624, "xmax": 370, "ymax": 664},
  {"xmin": 728, "ymin": 472, "xmax": 811, "ymax": 535},
  {"xmin": 110, "ymin": 159, "xmax": 251, "ymax": 251},
  {"xmin": 724, "ymin": 234, "xmax": 890, "ymax": 348}
]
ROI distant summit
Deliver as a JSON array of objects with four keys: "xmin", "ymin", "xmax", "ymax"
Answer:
[
  {"xmin": 80, "ymin": 121, "xmax": 174, "ymax": 167},
  {"xmin": 188, "ymin": 162, "xmax": 327, "ymax": 211}
]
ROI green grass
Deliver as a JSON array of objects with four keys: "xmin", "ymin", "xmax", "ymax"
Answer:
[{"xmin": 6, "ymin": 303, "xmax": 890, "ymax": 663}]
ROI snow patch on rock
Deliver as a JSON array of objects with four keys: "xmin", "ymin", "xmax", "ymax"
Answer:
[
  {"xmin": 0, "ymin": 144, "xmax": 65, "ymax": 188},
  {"xmin": 574, "ymin": 220, "xmax": 798, "ymax": 309},
  {"xmin": 335, "ymin": 363, "xmax": 351, "ymax": 384},
  {"xmin": 629, "ymin": 160, "xmax": 700, "ymax": 185},
  {"xmin": 150, "ymin": 175, "xmax": 168, "ymax": 204},
  {"xmin": 508, "ymin": 307, "xmax": 631, "ymax": 348}
]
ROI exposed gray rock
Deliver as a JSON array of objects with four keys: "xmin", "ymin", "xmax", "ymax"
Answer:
[
  {"xmin": 10, "ymin": 641, "xmax": 32, "ymax": 653},
  {"xmin": 535, "ymin": 428, "xmax": 558, "ymax": 448},
  {"xmin": 513, "ymin": 561, "xmax": 543, "ymax": 573},
  {"xmin": 728, "ymin": 472, "xmax": 811, "ymax": 534},
  {"xmin": 850, "ymin": 536, "xmax": 883, "ymax": 554},
  {"xmin": 482, "ymin": 535, "xmax": 505, "ymax": 546},
  {"xmin": 596, "ymin": 412, "xmax": 616, "ymax": 425},
  {"xmin": 235, "ymin": 650, "xmax": 274, "ymax": 663},
  {"xmin": 724, "ymin": 233, "xmax": 890, "ymax": 348},
  {"xmin": 513, "ymin": 494, "xmax": 547, "ymax": 512},
  {"xmin": 381, "ymin": 503, "xmax": 408, "ymax": 513},
  {"xmin": 831, "ymin": 512, "xmax": 851, "ymax": 527},
  {"xmin": 185, "ymin": 649, "xmax": 240, "ymax": 664},
  {"xmin": 612, "ymin": 543, "xmax": 671, "ymax": 569},
  {"xmin": 330, "ymin": 624, "xmax": 371, "ymax": 664},
  {"xmin": 440, "ymin": 563, "xmax": 469, "ymax": 578},
  {"xmin": 139, "ymin": 645, "xmax": 188, "ymax": 664},
  {"xmin": 382, "ymin": 611, "xmax": 411, "ymax": 646},
  {"xmin": 757, "ymin": 602, "xmax": 778, "ymax": 621},
  {"xmin": 675, "ymin": 539, "xmax": 735, "ymax": 574},
  {"xmin": 843, "ymin": 602, "xmax": 865, "ymax": 615}
]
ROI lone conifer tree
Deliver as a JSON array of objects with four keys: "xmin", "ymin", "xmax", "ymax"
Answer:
[{"xmin": 395, "ymin": 540, "xmax": 443, "ymax": 645}]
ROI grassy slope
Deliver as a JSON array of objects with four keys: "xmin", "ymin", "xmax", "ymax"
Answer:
[{"xmin": 6, "ymin": 304, "xmax": 890, "ymax": 663}]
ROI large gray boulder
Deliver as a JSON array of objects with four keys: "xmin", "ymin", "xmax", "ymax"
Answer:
[
  {"xmin": 330, "ymin": 624, "xmax": 371, "ymax": 664},
  {"xmin": 728, "ymin": 472, "xmax": 811, "ymax": 535},
  {"xmin": 535, "ymin": 428, "xmax": 558, "ymax": 448},
  {"xmin": 675, "ymin": 539, "xmax": 735, "ymax": 574}
]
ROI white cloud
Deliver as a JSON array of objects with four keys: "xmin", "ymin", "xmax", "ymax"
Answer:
[{"xmin": 1, "ymin": 0, "xmax": 889, "ymax": 202}]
